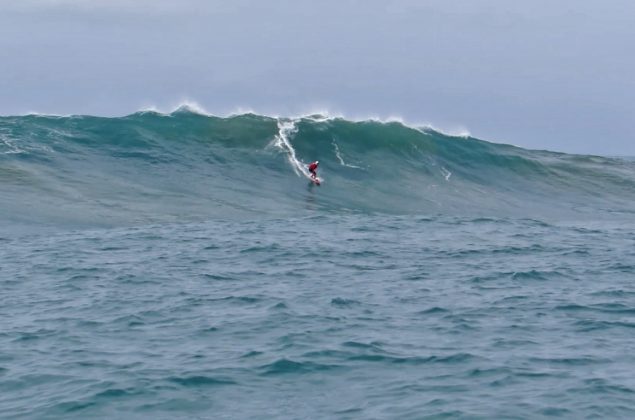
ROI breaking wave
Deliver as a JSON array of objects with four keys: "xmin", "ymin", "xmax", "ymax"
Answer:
[{"xmin": 1, "ymin": 109, "xmax": 634, "ymax": 228}]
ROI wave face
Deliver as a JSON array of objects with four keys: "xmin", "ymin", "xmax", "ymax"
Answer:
[{"xmin": 1, "ymin": 109, "xmax": 635, "ymax": 228}]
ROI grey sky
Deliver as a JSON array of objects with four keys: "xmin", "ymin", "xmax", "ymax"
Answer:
[{"xmin": 1, "ymin": 0, "xmax": 633, "ymax": 154}]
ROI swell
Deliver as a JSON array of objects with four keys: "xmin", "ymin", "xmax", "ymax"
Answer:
[{"xmin": 1, "ymin": 110, "xmax": 634, "ymax": 227}]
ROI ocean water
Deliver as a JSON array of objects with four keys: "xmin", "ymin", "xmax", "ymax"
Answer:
[{"xmin": 2, "ymin": 109, "xmax": 635, "ymax": 419}]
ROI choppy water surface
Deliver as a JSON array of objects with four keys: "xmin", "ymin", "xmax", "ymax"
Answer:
[
  {"xmin": 2, "ymin": 215, "xmax": 635, "ymax": 419},
  {"xmin": 2, "ymin": 110, "xmax": 635, "ymax": 418}
]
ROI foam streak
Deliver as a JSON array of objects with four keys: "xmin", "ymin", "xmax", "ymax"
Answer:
[{"xmin": 273, "ymin": 119, "xmax": 310, "ymax": 179}]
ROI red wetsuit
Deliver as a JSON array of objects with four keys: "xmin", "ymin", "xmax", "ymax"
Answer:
[{"xmin": 308, "ymin": 162, "xmax": 318, "ymax": 178}]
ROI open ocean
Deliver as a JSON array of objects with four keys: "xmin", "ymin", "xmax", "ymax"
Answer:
[{"xmin": 2, "ymin": 108, "xmax": 635, "ymax": 419}]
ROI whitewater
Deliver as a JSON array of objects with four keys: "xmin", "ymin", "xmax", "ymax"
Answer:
[{"xmin": 2, "ymin": 108, "xmax": 635, "ymax": 419}]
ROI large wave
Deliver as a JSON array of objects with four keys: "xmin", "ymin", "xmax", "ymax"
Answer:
[{"xmin": 1, "ymin": 109, "xmax": 634, "ymax": 228}]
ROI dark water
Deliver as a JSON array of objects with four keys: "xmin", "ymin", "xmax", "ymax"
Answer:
[{"xmin": 2, "ymin": 110, "xmax": 635, "ymax": 418}]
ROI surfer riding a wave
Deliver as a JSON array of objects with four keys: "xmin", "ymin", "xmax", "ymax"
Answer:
[{"xmin": 308, "ymin": 161, "xmax": 319, "ymax": 180}]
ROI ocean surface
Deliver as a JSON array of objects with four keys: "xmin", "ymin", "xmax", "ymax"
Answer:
[{"xmin": 2, "ymin": 108, "xmax": 635, "ymax": 419}]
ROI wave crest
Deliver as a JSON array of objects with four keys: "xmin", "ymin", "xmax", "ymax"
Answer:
[{"xmin": 1, "ymin": 110, "xmax": 635, "ymax": 227}]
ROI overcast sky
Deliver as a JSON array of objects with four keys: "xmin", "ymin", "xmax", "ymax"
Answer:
[{"xmin": 1, "ymin": 0, "xmax": 633, "ymax": 155}]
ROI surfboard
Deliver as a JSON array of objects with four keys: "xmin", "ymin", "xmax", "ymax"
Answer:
[{"xmin": 310, "ymin": 177, "xmax": 321, "ymax": 186}]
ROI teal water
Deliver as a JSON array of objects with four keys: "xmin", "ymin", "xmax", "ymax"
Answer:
[{"xmin": 2, "ymin": 109, "xmax": 635, "ymax": 418}]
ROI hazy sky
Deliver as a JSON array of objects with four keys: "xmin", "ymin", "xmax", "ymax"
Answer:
[{"xmin": 1, "ymin": 0, "xmax": 633, "ymax": 154}]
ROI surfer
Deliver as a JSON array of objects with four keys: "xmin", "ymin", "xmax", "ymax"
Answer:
[{"xmin": 308, "ymin": 161, "xmax": 319, "ymax": 180}]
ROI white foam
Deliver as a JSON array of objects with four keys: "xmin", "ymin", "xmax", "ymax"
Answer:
[
  {"xmin": 18, "ymin": 111, "xmax": 73, "ymax": 118},
  {"xmin": 9, "ymin": 101, "xmax": 460, "ymax": 132},
  {"xmin": 226, "ymin": 106, "xmax": 259, "ymax": 117},
  {"xmin": 3, "ymin": 103, "xmax": 473, "ymax": 141},
  {"xmin": 332, "ymin": 140, "xmax": 362, "ymax": 169},
  {"xmin": 135, "ymin": 100, "xmax": 214, "ymax": 117},
  {"xmin": 441, "ymin": 166, "xmax": 452, "ymax": 181},
  {"xmin": 137, "ymin": 105, "xmax": 167, "ymax": 115},
  {"xmin": 171, "ymin": 100, "xmax": 213, "ymax": 116},
  {"xmin": 0, "ymin": 136, "xmax": 24, "ymax": 154},
  {"xmin": 418, "ymin": 124, "xmax": 471, "ymax": 139},
  {"xmin": 283, "ymin": 110, "xmax": 472, "ymax": 140},
  {"xmin": 272, "ymin": 120, "xmax": 312, "ymax": 180}
]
